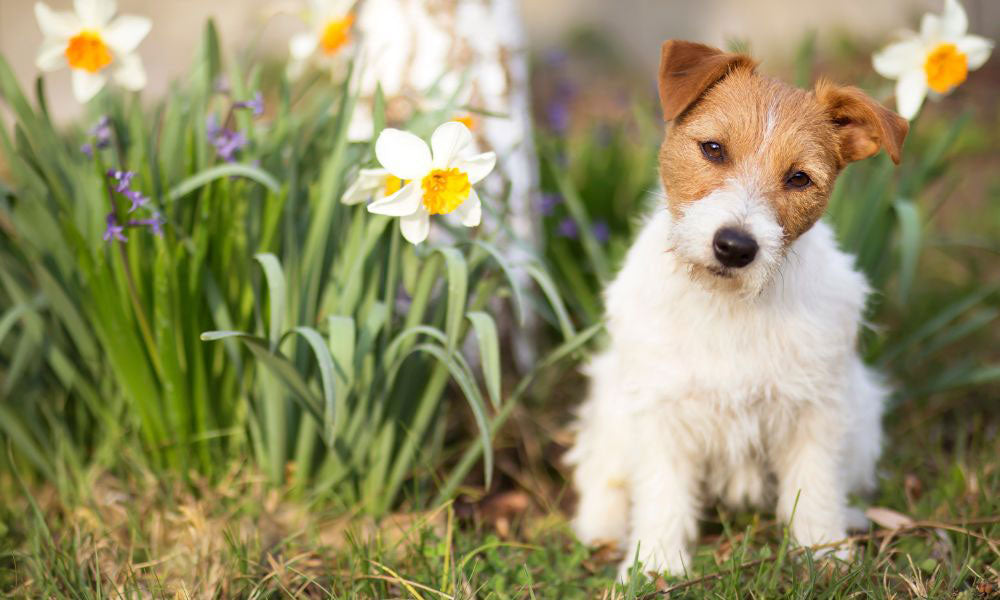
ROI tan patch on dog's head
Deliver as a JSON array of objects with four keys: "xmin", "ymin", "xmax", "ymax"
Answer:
[{"xmin": 656, "ymin": 40, "xmax": 908, "ymax": 243}]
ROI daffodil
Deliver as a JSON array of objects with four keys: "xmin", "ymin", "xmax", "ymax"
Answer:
[
  {"xmin": 341, "ymin": 168, "xmax": 405, "ymax": 205},
  {"xmin": 34, "ymin": 0, "xmax": 151, "ymax": 103},
  {"xmin": 367, "ymin": 122, "xmax": 496, "ymax": 245},
  {"xmin": 872, "ymin": 0, "xmax": 993, "ymax": 120},
  {"xmin": 288, "ymin": 0, "xmax": 356, "ymax": 78}
]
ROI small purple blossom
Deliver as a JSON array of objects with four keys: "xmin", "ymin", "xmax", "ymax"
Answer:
[
  {"xmin": 234, "ymin": 91, "xmax": 264, "ymax": 117},
  {"xmin": 543, "ymin": 48, "xmax": 569, "ymax": 67},
  {"xmin": 82, "ymin": 116, "xmax": 112, "ymax": 157},
  {"xmin": 557, "ymin": 217, "xmax": 578, "ymax": 239},
  {"xmin": 124, "ymin": 188, "xmax": 149, "ymax": 212},
  {"xmin": 592, "ymin": 220, "xmax": 610, "ymax": 243},
  {"xmin": 546, "ymin": 101, "xmax": 570, "ymax": 133},
  {"xmin": 206, "ymin": 115, "xmax": 248, "ymax": 162},
  {"xmin": 130, "ymin": 212, "xmax": 165, "ymax": 237},
  {"xmin": 539, "ymin": 193, "xmax": 562, "ymax": 216},
  {"xmin": 103, "ymin": 213, "xmax": 127, "ymax": 242},
  {"xmin": 107, "ymin": 169, "xmax": 136, "ymax": 194}
]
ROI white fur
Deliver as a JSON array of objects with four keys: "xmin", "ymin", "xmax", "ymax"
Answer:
[{"xmin": 566, "ymin": 203, "xmax": 886, "ymax": 578}]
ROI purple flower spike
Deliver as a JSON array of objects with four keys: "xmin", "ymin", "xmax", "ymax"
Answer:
[
  {"xmin": 103, "ymin": 213, "xmax": 127, "ymax": 242},
  {"xmin": 82, "ymin": 116, "xmax": 112, "ymax": 158},
  {"xmin": 90, "ymin": 116, "xmax": 112, "ymax": 146},
  {"xmin": 557, "ymin": 217, "xmax": 578, "ymax": 239},
  {"xmin": 206, "ymin": 115, "xmax": 248, "ymax": 162},
  {"xmin": 546, "ymin": 101, "xmax": 570, "ymax": 133},
  {"xmin": 539, "ymin": 193, "xmax": 562, "ymax": 216},
  {"xmin": 592, "ymin": 220, "xmax": 610, "ymax": 243},
  {"xmin": 235, "ymin": 91, "xmax": 264, "ymax": 117}
]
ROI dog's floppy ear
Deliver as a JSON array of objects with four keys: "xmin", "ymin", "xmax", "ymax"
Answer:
[
  {"xmin": 815, "ymin": 80, "xmax": 909, "ymax": 165},
  {"xmin": 658, "ymin": 40, "xmax": 756, "ymax": 122}
]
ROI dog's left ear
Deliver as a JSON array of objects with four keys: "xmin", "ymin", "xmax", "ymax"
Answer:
[{"xmin": 815, "ymin": 80, "xmax": 909, "ymax": 166}]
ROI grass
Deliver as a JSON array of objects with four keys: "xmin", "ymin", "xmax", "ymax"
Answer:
[{"xmin": 2, "ymin": 401, "xmax": 997, "ymax": 598}]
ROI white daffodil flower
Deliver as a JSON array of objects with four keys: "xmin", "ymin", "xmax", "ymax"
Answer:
[
  {"xmin": 288, "ymin": 0, "xmax": 356, "ymax": 79},
  {"xmin": 34, "ymin": 0, "xmax": 151, "ymax": 103},
  {"xmin": 872, "ymin": 0, "xmax": 993, "ymax": 120},
  {"xmin": 341, "ymin": 168, "xmax": 404, "ymax": 205},
  {"xmin": 367, "ymin": 121, "xmax": 496, "ymax": 245}
]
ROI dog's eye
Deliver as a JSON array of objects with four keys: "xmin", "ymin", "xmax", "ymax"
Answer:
[
  {"xmin": 786, "ymin": 171, "xmax": 811, "ymax": 189},
  {"xmin": 700, "ymin": 141, "xmax": 725, "ymax": 163}
]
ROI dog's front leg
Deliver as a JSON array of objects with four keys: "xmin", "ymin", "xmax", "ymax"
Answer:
[
  {"xmin": 619, "ymin": 436, "xmax": 698, "ymax": 579},
  {"xmin": 773, "ymin": 403, "xmax": 848, "ymax": 554}
]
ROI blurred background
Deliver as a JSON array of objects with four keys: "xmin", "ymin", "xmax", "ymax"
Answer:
[{"xmin": 3, "ymin": 0, "xmax": 999, "ymax": 123}]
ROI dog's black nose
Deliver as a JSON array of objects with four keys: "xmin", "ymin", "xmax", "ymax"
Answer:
[{"xmin": 713, "ymin": 228, "xmax": 758, "ymax": 268}]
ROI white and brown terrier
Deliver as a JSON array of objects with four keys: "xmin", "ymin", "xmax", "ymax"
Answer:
[{"xmin": 566, "ymin": 40, "xmax": 908, "ymax": 578}]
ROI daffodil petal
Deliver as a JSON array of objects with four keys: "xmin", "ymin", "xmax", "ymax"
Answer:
[
  {"xmin": 103, "ymin": 15, "xmax": 151, "ymax": 55},
  {"xmin": 113, "ymin": 53, "xmax": 146, "ymax": 91},
  {"xmin": 454, "ymin": 151, "xmax": 496, "ymax": 185},
  {"xmin": 895, "ymin": 69, "xmax": 928, "ymax": 120},
  {"xmin": 341, "ymin": 168, "xmax": 388, "ymax": 204},
  {"xmin": 71, "ymin": 68, "xmax": 107, "ymax": 103},
  {"xmin": 872, "ymin": 38, "xmax": 923, "ymax": 78},
  {"xmin": 290, "ymin": 32, "xmax": 318, "ymax": 61},
  {"xmin": 34, "ymin": 3, "xmax": 80, "ymax": 39},
  {"xmin": 375, "ymin": 129, "xmax": 432, "ymax": 180},
  {"xmin": 74, "ymin": 0, "xmax": 115, "ymax": 27},
  {"xmin": 36, "ymin": 41, "xmax": 67, "ymax": 71},
  {"xmin": 919, "ymin": 13, "xmax": 942, "ymax": 40},
  {"xmin": 940, "ymin": 0, "xmax": 968, "ymax": 38},
  {"xmin": 455, "ymin": 188, "xmax": 482, "ymax": 227},
  {"xmin": 430, "ymin": 121, "xmax": 473, "ymax": 169},
  {"xmin": 956, "ymin": 34, "xmax": 994, "ymax": 70},
  {"xmin": 367, "ymin": 180, "xmax": 422, "ymax": 216},
  {"xmin": 399, "ymin": 209, "xmax": 431, "ymax": 244}
]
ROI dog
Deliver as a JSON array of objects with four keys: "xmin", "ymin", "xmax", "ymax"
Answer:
[{"xmin": 565, "ymin": 40, "xmax": 908, "ymax": 578}]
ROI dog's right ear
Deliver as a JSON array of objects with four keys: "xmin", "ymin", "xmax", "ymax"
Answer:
[{"xmin": 658, "ymin": 40, "xmax": 757, "ymax": 122}]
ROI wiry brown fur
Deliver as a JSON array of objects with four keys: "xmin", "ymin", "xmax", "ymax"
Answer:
[{"xmin": 657, "ymin": 41, "xmax": 908, "ymax": 243}]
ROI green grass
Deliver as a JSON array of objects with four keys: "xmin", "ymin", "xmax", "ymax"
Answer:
[{"xmin": 2, "ymin": 406, "xmax": 997, "ymax": 598}]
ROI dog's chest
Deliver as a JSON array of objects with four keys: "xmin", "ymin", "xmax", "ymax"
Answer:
[{"xmin": 614, "ymin": 293, "xmax": 832, "ymax": 407}]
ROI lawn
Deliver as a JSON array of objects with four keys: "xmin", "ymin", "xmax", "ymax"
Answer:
[{"xmin": 2, "ymin": 4, "xmax": 999, "ymax": 599}]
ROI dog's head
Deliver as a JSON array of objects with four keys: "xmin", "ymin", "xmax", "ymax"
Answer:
[{"xmin": 657, "ymin": 40, "xmax": 908, "ymax": 296}]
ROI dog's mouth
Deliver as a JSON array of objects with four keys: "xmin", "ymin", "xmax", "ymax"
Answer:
[{"xmin": 706, "ymin": 265, "xmax": 735, "ymax": 279}]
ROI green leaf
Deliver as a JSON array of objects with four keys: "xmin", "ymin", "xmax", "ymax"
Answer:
[
  {"xmin": 254, "ymin": 253, "xmax": 286, "ymax": 350},
  {"xmin": 291, "ymin": 326, "xmax": 338, "ymax": 443},
  {"xmin": 893, "ymin": 199, "xmax": 921, "ymax": 303},
  {"xmin": 435, "ymin": 247, "xmax": 468, "ymax": 352},
  {"xmin": 473, "ymin": 240, "xmax": 526, "ymax": 326},
  {"xmin": 467, "ymin": 312, "xmax": 502, "ymax": 409},
  {"xmin": 201, "ymin": 330, "xmax": 323, "ymax": 423},
  {"xmin": 524, "ymin": 262, "xmax": 575, "ymax": 339},
  {"xmin": 168, "ymin": 164, "xmax": 280, "ymax": 200}
]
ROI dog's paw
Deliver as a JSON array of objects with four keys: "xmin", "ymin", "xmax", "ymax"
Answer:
[
  {"xmin": 617, "ymin": 546, "xmax": 690, "ymax": 581},
  {"xmin": 844, "ymin": 506, "xmax": 870, "ymax": 532}
]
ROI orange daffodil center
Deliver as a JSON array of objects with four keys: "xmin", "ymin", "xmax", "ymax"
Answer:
[
  {"xmin": 924, "ymin": 42, "xmax": 968, "ymax": 93},
  {"xmin": 383, "ymin": 175, "xmax": 403, "ymax": 196},
  {"xmin": 319, "ymin": 14, "xmax": 354, "ymax": 55},
  {"xmin": 421, "ymin": 168, "xmax": 471, "ymax": 215},
  {"xmin": 65, "ymin": 30, "xmax": 112, "ymax": 73}
]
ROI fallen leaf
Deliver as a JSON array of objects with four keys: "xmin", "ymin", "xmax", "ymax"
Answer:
[{"xmin": 865, "ymin": 506, "xmax": 916, "ymax": 530}]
